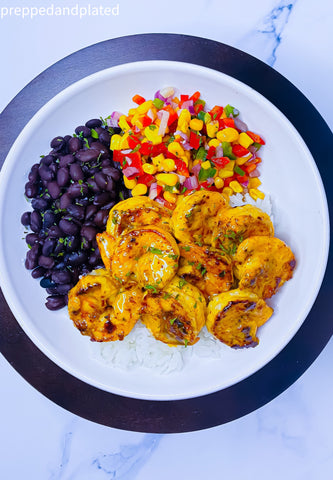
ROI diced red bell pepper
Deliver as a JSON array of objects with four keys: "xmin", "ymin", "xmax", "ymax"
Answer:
[
  {"xmin": 123, "ymin": 152, "xmax": 143, "ymax": 178},
  {"xmin": 180, "ymin": 94, "xmax": 189, "ymax": 105},
  {"xmin": 189, "ymin": 131, "xmax": 201, "ymax": 150},
  {"xmin": 235, "ymin": 173, "xmax": 249, "ymax": 185},
  {"xmin": 112, "ymin": 150, "xmax": 124, "ymax": 163},
  {"xmin": 190, "ymin": 91, "xmax": 201, "ymax": 102},
  {"xmin": 163, "ymin": 105, "xmax": 178, "ymax": 126},
  {"xmin": 209, "ymin": 105, "xmax": 223, "ymax": 120},
  {"xmin": 141, "ymin": 115, "xmax": 153, "ymax": 127},
  {"xmin": 212, "ymin": 157, "xmax": 230, "ymax": 168},
  {"xmin": 174, "ymin": 158, "xmax": 189, "ymax": 177},
  {"xmin": 206, "ymin": 146, "xmax": 216, "ymax": 160},
  {"xmin": 194, "ymin": 103, "xmax": 204, "ymax": 114},
  {"xmin": 246, "ymin": 131, "xmax": 265, "ymax": 145},
  {"xmin": 232, "ymin": 144, "xmax": 250, "ymax": 157},
  {"xmin": 137, "ymin": 173, "xmax": 155, "ymax": 187},
  {"xmin": 139, "ymin": 142, "xmax": 153, "ymax": 156},
  {"xmin": 132, "ymin": 94, "xmax": 146, "ymax": 105},
  {"xmin": 128, "ymin": 135, "xmax": 141, "ymax": 150},
  {"xmin": 223, "ymin": 118, "xmax": 235, "ymax": 128},
  {"xmin": 151, "ymin": 143, "xmax": 168, "ymax": 157}
]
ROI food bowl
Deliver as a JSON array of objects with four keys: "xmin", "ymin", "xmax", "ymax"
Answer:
[{"xmin": 0, "ymin": 60, "xmax": 329, "ymax": 400}]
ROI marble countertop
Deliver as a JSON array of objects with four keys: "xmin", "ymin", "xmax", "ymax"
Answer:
[{"xmin": 0, "ymin": 0, "xmax": 332, "ymax": 478}]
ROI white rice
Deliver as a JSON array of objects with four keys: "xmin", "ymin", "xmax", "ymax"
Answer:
[{"xmin": 90, "ymin": 193, "xmax": 273, "ymax": 374}]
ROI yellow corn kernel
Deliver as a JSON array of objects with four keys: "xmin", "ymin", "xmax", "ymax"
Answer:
[
  {"xmin": 219, "ymin": 169, "xmax": 234, "ymax": 178},
  {"xmin": 224, "ymin": 160, "xmax": 235, "ymax": 171},
  {"xmin": 163, "ymin": 191, "xmax": 177, "ymax": 204},
  {"xmin": 118, "ymin": 115, "xmax": 131, "ymax": 131},
  {"xmin": 214, "ymin": 177, "xmax": 224, "ymax": 189},
  {"xmin": 155, "ymin": 173, "xmax": 179, "ymax": 186},
  {"xmin": 120, "ymin": 132, "xmax": 130, "ymax": 149},
  {"xmin": 248, "ymin": 177, "xmax": 262, "ymax": 188},
  {"xmin": 168, "ymin": 141, "xmax": 185, "ymax": 158},
  {"xmin": 136, "ymin": 100, "xmax": 153, "ymax": 114},
  {"xmin": 161, "ymin": 158, "xmax": 176, "ymax": 172},
  {"xmin": 229, "ymin": 180, "xmax": 243, "ymax": 193},
  {"xmin": 152, "ymin": 153, "xmax": 165, "ymax": 166},
  {"xmin": 144, "ymin": 126, "xmax": 162, "ymax": 145},
  {"xmin": 216, "ymin": 127, "xmax": 239, "ymax": 143},
  {"xmin": 176, "ymin": 194, "xmax": 184, "ymax": 205},
  {"xmin": 124, "ymin": 176, "xmax": 137, "ymax": 189},
  {"xmin": 189, "ymin": 118, "xmax": 203, "ymax": 131},
  {"xmin": 238, "ymin": 132, "xmax": 254, "ymax": 149},
  {"xmin": 110, "ymin": 134, "xmax": 122, "ymax": 150},
  {"xmin": 192, "ymin": 159, "xmax": 202, "ymax": 168},
  {"xmin": 131, "ymin": 183, "xmax": 148, "ymax": 196},
  {"xmin": 142, "ymin": 163, "xmax": 158, "ymax": 175},
  {"xmin": 206, "ymin": 121, "xmax": 219, "ymax": 138},
  {"xmin": 201, "ymin": 160, "xmax": 211, "ymax": 170},
  {"xmin": 236, "ymin": 154, "xmax": 252, "ymax": 165},
  {"xmin": 249, "ymin": 188, "xmax": 265, "ymax": 200},
  {"xmin": 222, "ymin": 187, "xmax": 233, "ymax": 196},
  {"xmin": 208, "ymin": 138, "xmax": 221, "ymax": 148}
]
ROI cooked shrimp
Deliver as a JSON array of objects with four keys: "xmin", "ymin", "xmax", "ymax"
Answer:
[
  {"xmin": 206, "ymin": 289, "xmax": 273, "ymax": 348},
  {"xmin": 68, "ymin": 269, "xmax": 142, "ymax": 342},
  {"xmin": 106, "ymin": 196, "xmax": 172, "ymax": 236},
  {"xmin": 171, "ymin": 190, "xmax": 229, "ymax": 245},
  {"xmin": 141, "ymin": 275, "xmax": 206, "ymax": 346},
  {"xmin": 177, "ymin": 243, "xmax": 234, "ymax": 300},
  {"xmin": 111, "ymin": 226, "xmax": 179, "ymax": 289},
  {"xmin": 212, "ymin": 204, "xmax": 274, "ymax": 255},
  {"xmin": 96, "ymin": 231, "xmax": 116, "ymax": 270},
  {"xmin": 234, "ymin": 236, "xmax": 296, "ymax": 299}
]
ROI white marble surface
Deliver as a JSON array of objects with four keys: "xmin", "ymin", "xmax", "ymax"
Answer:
[{"xmin": 0, "ymin": 0, "xmax": 332, "ymax": 478}]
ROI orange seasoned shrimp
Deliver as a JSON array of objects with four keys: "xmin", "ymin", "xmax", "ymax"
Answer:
[
  {"xmin": 171, "ymin": 190, "xmax": 229, "ymax": 245},
  {"xmin": 141, "ymin": 276, "xmax": 206, "ymax": 346},
  {"xmin": 206, "ymin": 289, "xmax": 273, "ymax": 348},
  {"xmin": 177, "ymin": 243, "xmax": 234, "ymax": 300}
]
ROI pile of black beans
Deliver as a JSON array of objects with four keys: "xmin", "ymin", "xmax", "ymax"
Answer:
[{"xmin": 21, "ymin": 118, "xmax": 130, "ymax": 311}]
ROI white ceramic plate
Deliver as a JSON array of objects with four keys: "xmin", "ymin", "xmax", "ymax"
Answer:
[{"xmin": 0, "ymin": 60, "xmax": 329, "ymax": 400}]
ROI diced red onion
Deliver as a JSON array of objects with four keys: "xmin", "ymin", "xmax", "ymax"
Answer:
[
  {"xmin": 215, "ymin": 145, "xmax": 223, "ymax": 157},
  {"xmin": 234, "ymin": 117, "xmax": 248, "ymax": 132},
  {"xmin": 160, "ymin": 86, "xmax": 175, "ymax": 99},
  {"xmin": 147, "ymin": 109, "xmax": 155, "ymax": 121},
  {"xmin": 191, "ymin": 163, "xmax": 202, "ymax": 177},
  {"xmin": 184, "ymin": 175, "xmax": 199, "ymax": 189},
  {"xmin": 122, "ymin": 166, "xmax": 140, "ymax": 178},
  {"xmin": 206, "ymin": 178, "xmax": 214, "ymax": 186},
  {"xmin": 249, "ymin": 168, "xmax": 260, "ymax": 178},
  {"xmin": 154, "ymin": 90, "xmax": 167, "ymax": 102},
  {"xmin": 182, "ymin": 141, "xmax": 192, "ymax": 151},
  {"xmin": 107, "ymin": 111, "xmax": 122, "ymax": 128},
  {"xmin": 121, "ymin": 149, "xmax": 132, "ymax": 155},
  {"xmin": 176, "ymin": 174, "xmax": 187, "ymax": 184},
  {"xmin": 175, "ymin": 130, "xmax": 188, "ymax": 141},
  {"xmin": 248, "ymin": 145, "xmax": 258, "ymax": 155},
  {"xmin": 149, "ymin": 183, "xmax": 158, "ymax": 200},
  {"xmin": 158, "ymin": 110, "xmax": 169, "ymax": 136}
]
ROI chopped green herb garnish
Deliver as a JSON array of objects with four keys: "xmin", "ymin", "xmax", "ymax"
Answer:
[
  {"xmin": 144, "ymin": 284, "xmax": 158, "ymax": 293},
  {"xmin": 91, "ymin": 128, "xmax": 99, "ymax": 139}
]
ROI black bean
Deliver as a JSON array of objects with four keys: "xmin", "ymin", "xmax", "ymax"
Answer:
[
  {"xmin": 59, "ymin": 192, "xmax": 72, "ymax": 209},
  {"xmin": 67, "ymin": 203, "xmax": 85, "ymax": 221},
  {"xmin": 94, "ymin": 172, "xmax": 108, "ymax": 189},
  {"xmin": 51, "ymin": 270, "xmax": 72, "ymax": 284},
  {"xmin": 26, "ymin": 233, "xmax": 39, "ymax": 245},
  {"xmin": 75, "ymin": 149, "xmax": 99, "ymax": 163},
  {"xmin": 86, "ymin": 178, "xmax": 99, "ymax": 194},
  {"xmin": 65, "ymin": 236, "xmax": 80, "ymax": 252},
  {"xmin": 59, "ymin": 154, "xmax": 74, "ymax": 168},
  {"xmin": 85, "ymin": 204, "xmax": 98, "ymax": 220},
  {"xmin": 59, "ymin": 219, "xmax": 79, "ymax": 235},
  {"xmin": 57, "ymin": 167, "xmax": 70, "ymax": 187},
  {"xmin": 81, "ymin": 225, "xmax": 97, "ymax": 242},
  {"xmin": 68, "ymin": 137, "xmax": 82, "ymax": 153},
  {"xmin": 48, "ymin": 225, "xmax": 63, "ymax": 238},
  {"xmin": 40, "ymin": 277, "xmax": 56, "ymax": 288},
  {"xmin": 101, "ymin": 201, "xmax": 116, "ymax": 211},
  {"xmin": 31, "ymin": 266, "xmax": 46, "ymax": 279},
  {"xmin": 102, "ymin": 166, "xmax": 121, "ymax": 181},
  {"xmin": 50, "ymin": 136, "xmax": 65, "ymax": 150},
  {"xmin": 93, "ymin": 192, "xmax": 111, "ymax": 206},
  {"xmin": 75, "ymin": 125, "xmax": 91, "ymax": 137},
  {"xmin": 46, "ymin": 283, "xmax": 73, "ymax": 295},
  {"xmin": 66, "ymin": 251, "xmax": 88, "ymax": 266},
  {"xmin": 88, "ymin": 251, "xmax": 102, "ymax": 266},
  {"xmin": 25, "ymin": 181, "xmax": 38, "ymax": 198},
  {"xmin": 67, "ymin": 182, "xmax": 88, "ymax": 198},
  {"xmin": 93, "ymin": 209, "xmax": 109, "ymax": 228},
  {"xmin": 90, "ymin": 141, "xmax": 109, "ymax": 159},
  {"xmin": 31, "ymin": 197, "xmax": 49, "ymax": 211},
  {"xmin": 38, "ymin": 255, "xmax": 55, "ymax": 269},
  {"xmin": 85, "ymin": 118, "xmax": 102, "ymax": 128},
  {"xmin": 45, "ymin": 295, "xmax": 67, "ymax": 311},
  {"xmin": 80, "ymin": 237, "xmax": 90, "ymax": 250},
  {"xmin": 25, "ymin": 244, "xmax": 40, "ymax": 269},
  {"xmin": 69, "ymin": 163, "xmax": 84, "ymax": 181},
  {"xmin": 53, "ymin": 240, "xmax": 65, "ymax": 256},
  {"xmin": 21, "ymin": 211, "xmax": 31, "ymax": 227},
  {"xmin": 40, "ymin": 155, "xmax": 54, "ymax": 166},
  {"xmin": 38, "ymin": 164, "xmax": 54, "ymax": 182},
  {"xmin": 43, "ymin": 210, "xmax": 56, "ymax": 228},
  {"xmin": 98, "ymin": 130, "xmax": 111, "ymax": 146},
  {"xmin": 47, "ymin": 181, "xmax": 61, "ymax": 199},
  {"xmin": 28, "ymin": 168, "xmax": 39, "ymax": 183},
  {"xmin": 30, "ymin": 211, "xmax": 42, "ymax": 232},
  {"xmin": 64, "ymin": 135, "xmax": 72, "ymax": 143},
  {"xmin": 105, "ymin": 177, "xmax": 115, "ymax": 192},
  {"xmin": 42, "ymin": 237, "xmax": 56, "ymax": 256}
]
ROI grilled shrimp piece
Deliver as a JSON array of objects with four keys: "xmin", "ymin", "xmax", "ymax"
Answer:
[
  {"xmin": 106, "ymin": 196, "xmax": 172, "ymax": 236},
  {"xmin": 96, "ymin": 231, "xmax": 116, "ymax": 270},
  {"xmin": 178, "ymin": 243, "xmax": 234, "ymax": 300},
  {"xmin": 68, "ymin": 269, "xmax": 143, "ymax": 342},
  {"xmin": 212, "ymin": 204, "xmax": 274, "ymax": 255},
  {"xmin": 141, "ymin": 276, "xmax": 206, "ymax": 346},
  {"xmin": 171, "ymin": 190, "xmax": 229, "ymax": 245},
  {"xmin": 206, "ymin": 289, "xmax": 273, "ymax": 348},
  {"xmin": 111, "ymin": 226, "xmax": 179, "ymax": 289},
  {"xmin": 234, "ymin": 236, "xmax": 296, "ymax": 299}
]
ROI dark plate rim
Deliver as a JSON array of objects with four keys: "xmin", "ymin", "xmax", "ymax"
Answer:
[{"xmin": 0, "ymin": 33, "xmax": 332, "ymax": 434}]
